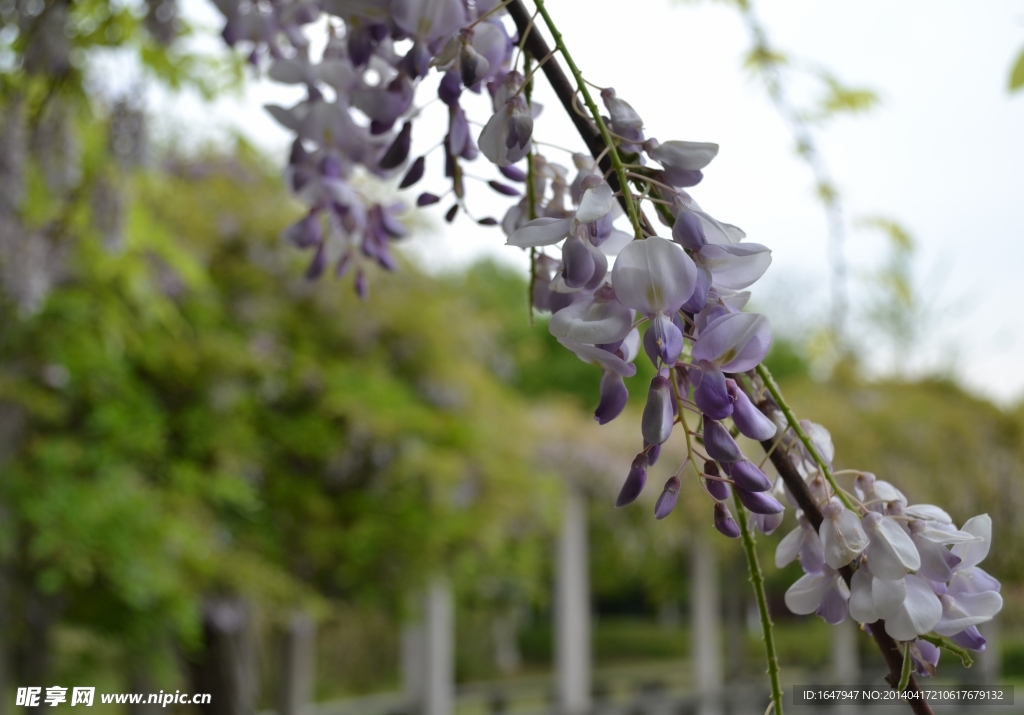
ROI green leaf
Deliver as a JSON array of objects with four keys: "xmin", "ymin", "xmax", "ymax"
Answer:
[
  {"xmin": 814, "ymin": 73, "xmax": 880, "ymax": 120},
  {"xmin": 1010, "ymin": 47, "xmax": 1024, "ymax": 92}
]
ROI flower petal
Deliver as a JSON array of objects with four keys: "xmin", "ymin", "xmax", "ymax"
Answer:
[
  {"xmin": 479, "ymin": 104, "xmax": 514, "ymax": 165},
  {"xmin": 951, "ymin": 515, "xmax": 991, "ymax": 569},
  {"xmin": 611, "ymin": 236, "xmax": 696, "ymax": 315},
  {"xmin": 692, "ymin": 312, "xmax": 772, "ymax": 372},
  {"xmin": 849, "ymin": 568, "xmax": 879, "ymax": 624},
  {"xmin": 558, "ymin": 338, "xmax": 637, "ymax": 377},
  {"xmin": 934, "ymin": 591, "xmax": 1003, "ymax": 636},
  {"xmin": 647, "ymin": 139, "xmax": 719, "ymax": 171},
  {"xmin": 905, "ymin": 504, "xmax": 952, "ymax": 524},
  {"xmin": 820, "ymin": 506, "xmax": 869, "ymax": 570},
  {"xmin": 549, "ymin": 294, "xmax": 632, "ymax": 345},
  {"xmin": 949, "ymin": 567, "xmax": 1001, "ymax": 596},
  {"xmin": 864, "ymin": 513, "xmax": 921, "ymax": 580},
  {"xmin": 785, "ymin": 571, "xmax": 833, "ymax": 615},
  {"xmin": 575, "ymin": 182, "xmax": 614, "ymax": 223},
  {"xmin": 817, "ymin": 579, "xmax": 850, "ymax": 625},
  {"xmin": 775, "ymin": 526, "xmax": 806, "ymax": 568},
  {"xmin": 506, "ymin": 216, "xmax": 573, "ymax": 247},
  {"xmin": 698, "ymin": 242, "xmax": 772, "ymax": 290},
  {"xmin": 884, "ymin": 575, "xmax": 943, "ymax": 641}
]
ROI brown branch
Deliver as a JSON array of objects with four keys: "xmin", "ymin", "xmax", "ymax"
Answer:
[
  {"xmin": 504, "ymin": 3, "xmax": 934, "ymax": 711},
  {"xmin": 505, "ymin": 0, "xmax": 656, "ymax": 237}
]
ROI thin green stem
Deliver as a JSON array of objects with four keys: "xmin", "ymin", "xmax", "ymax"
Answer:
[
  {"xmin": 672, "ymin": 375, "xmax": 697, "ymax": 464},
  {"xmin": 755, "ymin": 363, "xmax": 856, "ymax": 511},
  {"xmin": 898, "ymin": 642, "xmax": 913, "ymax": 692},
  {"xmin": 919, "ymin": 634, "xmax": 974, "ymax": 668},
  {"xmin": 525, "ymin": 55, "xmax": 538, "ymax": 325},
  {"xmin": 732, "ymin": 491, "xmax": 784, "ymax": 715},
  {"xmin": 530, "ymin": 0, "xmax": 645, "ymax": 241}
]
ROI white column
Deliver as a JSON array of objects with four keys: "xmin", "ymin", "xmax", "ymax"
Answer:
[
  {"xmin": 423, "ymin": 578, "xmax": 455, "ymax": 715},
  {"xmin": 831, "ymin": 617, "xmax": 859, "ymax": 683},
  {"xmin": 832, "ymin": 617, "xmax": 861, "ymax": 715},
  {"xmin": 401, "ymin": 625, "xmax": 425, "ymax": 714},
  {"xmin": 691, "ymin": 538, "xmax": 722, "ymax": 715},
  {"xmin": 555, "ymin": 488, "xmax": 591, "ymax": 715},
  {"xmin": 279, "ymin": 612, "xmax": 316, "ymax": 715}
]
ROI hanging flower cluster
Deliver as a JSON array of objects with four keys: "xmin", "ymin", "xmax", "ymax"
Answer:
[
  {"xmin": 212, "ymin": 0, "xmax": 534, "ymax": 293},
  {"xmin": 774, "ymin": 424, "xmax": 1002, "ymax": 673},
  {"xmin": 209, "ymin": 0, "xmax": 781, "ymax": 539},
  {"xmin": 504, "ymin": 138, "xmax": 779, "ymax": 533},
  {"xmin": 207, "ymin": 0, "xmax": 1001, "ymax": 685}
]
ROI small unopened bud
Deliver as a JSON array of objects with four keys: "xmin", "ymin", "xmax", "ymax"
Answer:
[
  {"xmin": 399, "ymin": 156, "xmax": 425, "ymax": 188},
  {"xmin": 304, "ymin": 242, "xmax": 326, "ymax": 280},
  {"xmin": 561, "ymin": 235, "xmax": 596, "ymax": 289},
  {"xmin": 714, "ymin": 502, "xmax": 741, "ymax": 538},
  {"xmin": 654, "ymin": 475, "xmax": 681, "ymax": 520},
  {"xmin": 499, "ymin": 164, "xmax": 527, "ymax": 182},
  {"xmin": 694, "ymin": 364, "xmax": 733, "ymax": 420},
  {"xmin": 641, "ymin": 375, "xmax": 674, "ymax": 446},
  {"xmin": 487, "ymin": 180, "xmax": 521, "ymax": 197},
  {"xmin": 724, "ymin": 459, "xmax": 772, "ymax": 492},
  {"xmin": 703, "ymin": 416, "xmax": 742, "ymax": 463},
  {"xmin": 735, "ymin": 487, "xmax": 785, "ymax": 515},
  {"xmin": 595, "ymin": 372, "xmax": 628, "ymax": 425},
  {"xmin": 379, "ymin": 121, "xmax": 412, "ymax": 170},
  {"xmin": 616, "ymin": 453, "xmax": 649, "ymax": 507},
  {"xmin": 725, "ymin": 379, "xmax": 777, "ymax": 441}
]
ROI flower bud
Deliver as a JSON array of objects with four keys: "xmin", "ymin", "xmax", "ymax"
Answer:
[
  {"xmin": 703, "ymin": 416, "xmax": 742, "ymax": 463},
  {"xmin": 735, "ymin": 487, "xmax": 785, "ymax": 515},
  {"xmin": 594, "ymin": 372, "xmax": 628, "ymax": 425},
  {"xmin": 399, "ymin": 156, "xmax": 426, "ymax": 188},
  {"xmin": 694, "ymin": 363, "xmax": 732, "ymax": 420},
  {"xmin": 379, "ymin": 121, "xmax": 412, "ymax": 170},
  {"xmin": 654, "ymin": 475, "xmax": 681, "ymax": 520},
  {"xmin": 723, "ymin": 459, "xmax": 772, "ymax": 492},
  {"xmin": 725, "ymin": 379, "xmax": 777, "ymax": 441},
  {"xmin": 616, "ymin": 453, "xmax": 649, "ymax": 507},
  {"xmin": 714, "ymin": 502, "xmax": 741, "ymax": 538},
  {"xmin": 561, "ymin": 235, "xmax": 596, "ymax": 289},
  {"xmin": 641, "ymin": 375, "xmax": 674, "ymax": 446}
]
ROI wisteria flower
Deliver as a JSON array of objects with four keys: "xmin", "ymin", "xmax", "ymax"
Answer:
[{"xmin": 690, "ymin": 312, "xmax": 771, "ymax": 419}]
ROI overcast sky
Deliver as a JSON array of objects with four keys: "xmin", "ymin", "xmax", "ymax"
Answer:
[{"xmin": 152, "ymin": 0, "xmax": 1024, "ymax": 405}]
